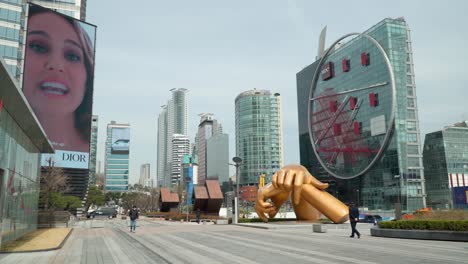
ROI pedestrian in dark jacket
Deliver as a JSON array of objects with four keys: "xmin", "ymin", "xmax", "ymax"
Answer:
[
  {"xmin": 196, "ymin": 208, "xmax": 201, "ymax": 224},
  {"xmin": 129, "ymin": 205, "xmax": 139, "ymax": 233},
  {"xmin": 349, "ymin": 203, "xmax": 361, "ymax": 238}
]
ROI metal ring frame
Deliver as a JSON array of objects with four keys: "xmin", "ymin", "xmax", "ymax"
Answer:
[{"xmin": 307, "ymin": 32, "xmax": 396, "ymax": 179}]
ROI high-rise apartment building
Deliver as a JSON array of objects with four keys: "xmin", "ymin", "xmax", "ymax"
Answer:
[
  {"xmin": 0, "ymin": 0, "xmax": 87, "ymax": 80},
  {"xmin": 297, "ymin": 18, "xmax": 426, "ymax": 212},
  {"xmin": 139, "ymin": 163, "xmax": 152, "ymax": 188},
  {"xmin": 170, "ymin": 134, "xmax": 190, "ymax": 185},
  {"xmin": 105, "ymin": 121, "xmax": 130, "ymax": 192},
  {"xmin": 88, "ymin": 115, "xmax": 98, "ymax": 185},
  {"xmin": 157, "ymin": 89, "xmax": 188, "ymax": 187},
  {"xmin": 423, "ymin": 121, "xmax": 468, "ymax": 209},
  {"xmin": 235, "ymin": 89, "xmax": 283, "ymax": 186}
]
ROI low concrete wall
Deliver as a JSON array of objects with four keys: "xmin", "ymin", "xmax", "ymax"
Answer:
[
  {"xmin": 371, "ymin": 227, "xmax": 468, "ymax": 242},
  {"xmin": 216, "ymin": 219, "xmax": 228, "ymax": 225},
  {"xmin": 312, "ymin": 224, "xmax": 327, "ymax": 233}
]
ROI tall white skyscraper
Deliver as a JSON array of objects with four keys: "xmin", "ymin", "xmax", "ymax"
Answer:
[
  {"xmin": 157, "ymin": 105, "xmax": 168, "ymax": 187},
  {"xmin": 157, "ymin": 88, "xmax": 189, "ymax": 187},
  {"xmin": 170, "ymin": 134, "xmax": 190, "ymax": 186},
  {"xmin": 139, "ymin": 163, "xmax": 152, "ymax": 188}
]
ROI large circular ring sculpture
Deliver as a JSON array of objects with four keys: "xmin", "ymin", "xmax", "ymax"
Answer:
[{"xmin": 308, "ymin": 33, "xmax": 396, "ymax": 179}]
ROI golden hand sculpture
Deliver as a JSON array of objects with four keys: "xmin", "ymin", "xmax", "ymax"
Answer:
[{"xmin": 255, "ymin": 164, "xmax": 349, "ymax": 224}]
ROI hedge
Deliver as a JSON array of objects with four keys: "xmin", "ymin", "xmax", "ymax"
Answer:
[
  {"xmin": 378, "ymin": 220, "xmax": 468, "ymax": 232},
  {"xmin": 239, "ymin": 218, "xmax": 332, "ymax": 223}
]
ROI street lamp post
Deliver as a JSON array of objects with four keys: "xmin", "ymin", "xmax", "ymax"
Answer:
[
  {"xmin": 230, "ymin": 157, "xmax": 243, "ymax": 224},
  {"xmin": 356, "ymin": 189, "xmax": 360, "ymax": 207}
]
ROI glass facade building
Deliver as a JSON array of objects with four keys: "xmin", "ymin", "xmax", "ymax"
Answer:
[
  {"xmin": 104, "ymin": 121, "xmax": 130, "ymax": 192},
  {"xmin": 423, "ymin": 121, "xmax": 468, "ymax": 209},
  {"xmin": 0, "ymin": 0, "xmax": 87, "ymax": 80},
  {"xmin": 235, "ymin": 89, "xmax": 283, "ymax": 186},
  {"xmin": 196, "ymin": 114, "xmax": 223, "ymax": 185},
  {"xmin": 0, "ymin": 60, "xmax": 53, "ymax": 248},
  {"xmin": 206, "ymin": 133, "xmax": 229, "ymax": 185},
  {"xmin": 297, "ymin": 18, "xmax": 426, "ymax": 212},
  {"xmin": 0, "ymin": 0, "xmax": 24, "ymax": 79}
]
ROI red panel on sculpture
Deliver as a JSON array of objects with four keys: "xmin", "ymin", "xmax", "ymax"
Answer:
[
  {"xmin": 350, "ymin": 97, "xmax": 357, "ymax": 110},
  {"xmin": 342, "ymin": 59, "xmax": 350, "ymax": 72},
  {"xmin": 333, "ymin": 123, "xmax": 341, "ymax": 136},
  {"xmin": 361, "ymin": 52, "xmax": 370, "ymax": 66}
]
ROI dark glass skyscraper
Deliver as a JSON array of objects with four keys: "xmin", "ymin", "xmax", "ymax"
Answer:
[
  {"xmin": 423, "ymin": 121, "xmax": 468, "ymax": 209},
  {"xmin": 297, "ymin": 18, "xmax": 426, "ymax": 212}
]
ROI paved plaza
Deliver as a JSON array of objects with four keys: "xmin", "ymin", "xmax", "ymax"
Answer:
[{"xmin": 0, "ymin": 218, "xmax": 466, "ymax": 264}]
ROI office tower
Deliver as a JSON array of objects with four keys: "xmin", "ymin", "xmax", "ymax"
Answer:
[
  {"xmin": 170, "ymin": 134, "xmax": 190, "ymax": 185},
  {"xmin": 0, "ymin": 0, "xmax": 87, "ymax": 80},
  {"xmin": 235, "ymin": 89, "xmax": 284, "ymax": 186},
  {"xmin": 423, "ymin": 121, "xmax": 468, "ymax": 209},
  {"xmin": 105, "ymin": 121, "xmax": 130, "ymax": 192},
  {"xmin": 196, "ymin": 113, "xmax": 224, "ymax": 184},
  {"xmin": 88, "ymin": 115, "xmax": 98, "ymax": 185},
  {"xmin": 297, "ymin": 18, "xmax": 426, "ymax": 212},
  {"xmin": 139, "ymin": 163, "xmax": 152, "ymax": 188},
  {"xmin": 207, "ymin": 133, "xmax": 229, "ymax": 185},
  {"xmin": 157, "ymin": 89, "xmax": 189, "ymax": 187}
]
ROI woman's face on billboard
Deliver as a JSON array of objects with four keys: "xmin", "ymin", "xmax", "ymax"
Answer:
[{"xmin": 23, "ymin": 12, "xmax": 87, "ymax": 117}]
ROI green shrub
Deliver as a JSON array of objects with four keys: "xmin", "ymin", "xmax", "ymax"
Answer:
[
  {"xmin": 413, "ymin": 210, "xmax": 468, "ymax": 221},
  {"xmin": 378, "ymin": 220, "xmax": 468, "ymax": 231}
]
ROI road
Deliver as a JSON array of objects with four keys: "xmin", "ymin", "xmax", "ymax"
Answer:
[{"xmin": 0, "ymin": 218, "xmax": 466, "ymax": 264}]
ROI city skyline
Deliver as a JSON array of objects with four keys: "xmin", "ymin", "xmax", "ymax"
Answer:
[{"xmin": 86, "ymin": 1, "xmax": 468, "ymax": 184}]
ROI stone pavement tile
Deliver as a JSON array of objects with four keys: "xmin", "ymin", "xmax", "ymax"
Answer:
[{"xmin": 0, "ymin": 228, "xmax": 72, "ymax": 253}]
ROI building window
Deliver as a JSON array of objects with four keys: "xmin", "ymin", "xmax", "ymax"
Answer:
[{"xmin": 407, "ymin": 133, "xmax": 418, "ymax": 143}]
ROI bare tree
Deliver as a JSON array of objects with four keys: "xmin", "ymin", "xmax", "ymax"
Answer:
[
  {"xmin": 39, "ymin": 159, "xmax": 70, "ymax": 227},
  {"xmin": 40, "ymin": 162, "xmax": 69, "ymax": 210}
]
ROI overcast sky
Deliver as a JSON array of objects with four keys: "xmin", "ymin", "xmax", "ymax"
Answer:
[{"xmin": 86, "ymin": 0, "xmax": 468, "ymax": 184}]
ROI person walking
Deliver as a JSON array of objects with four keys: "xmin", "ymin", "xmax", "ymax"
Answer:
[
  {"xmin": 349, "ymin": 203, "xmax": 361, "ymax": 238},
  {"xmin": 196, "ymin": 208, "xmax": 201, "ymax": 224},
  {"xmin": 129, "ymin": 205, "xmax": 139, "ymax": 233}
]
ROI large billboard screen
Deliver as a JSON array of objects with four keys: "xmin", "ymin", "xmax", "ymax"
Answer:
[
  {"xmin": 111, "ymin": 128, "xmax": 130, "ymax": 155},
  {"xmin": 22, "ymin": 4, "xmax": 96, "ymax": 169}
]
